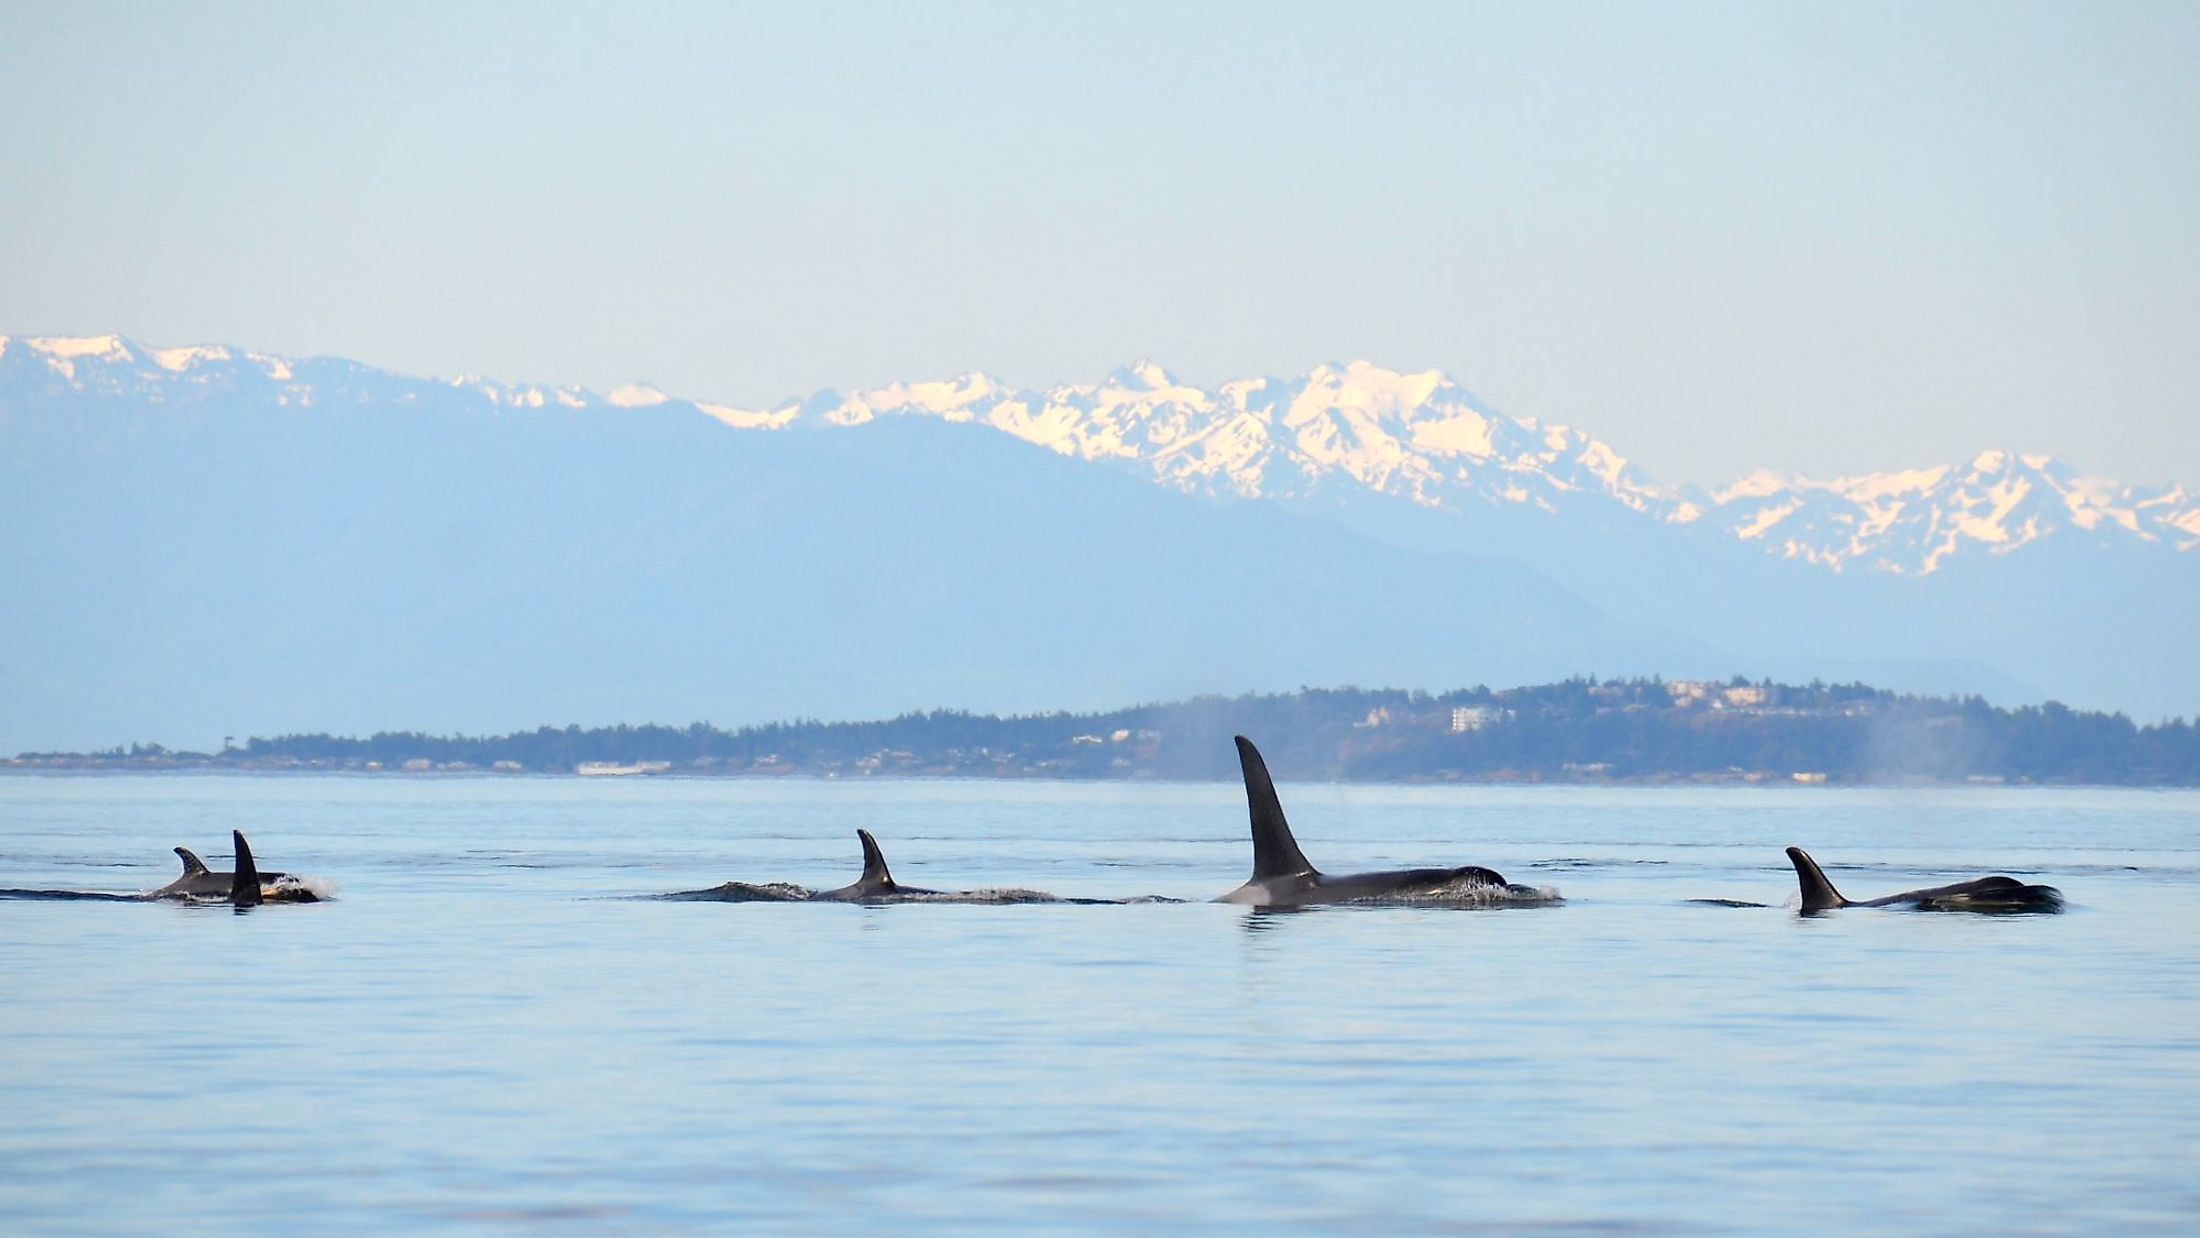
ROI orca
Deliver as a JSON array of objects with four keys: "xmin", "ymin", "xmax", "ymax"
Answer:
[
  {"xmin": 663, "ymin": 830, "xmax": 1113, "ymax": 904},
  {"xmin": 152, "ymin": 839, "xmax": 293, "ymax": 900},
  {"xmin": 230, "ymin": 830, "xmax": 264, "ymax": 907},
  {"xmin": 663, "ymin": 829, "xmax": 933, "ymax": 902},
  {"xmin": 3, "ymin": 831, "xmax": 319, "ymax": 905},
  {"xmin": 1217, "ymin": 736, "xmax": 1556, "ymax": 907},
  {"xmin": 816, "ymin": 828, "xmax": 940, "ymax": 902},
  {"xmin": 152, "ymin": 831, "xmax": 319, "ymax": 905},
  {"xmin": 151, "ymin": 847, "xmax": 228, "ymax": 899},
  {"xmin": 1786, "ymin": 846, "xmax": 2062, "ymax": 914}
]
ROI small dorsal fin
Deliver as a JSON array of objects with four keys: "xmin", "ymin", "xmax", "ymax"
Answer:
[
  {"xmin": 175, "ymin": 847, "xmax": 210, "ymax": 876},
  {"xmin": 855, "ymin": 829, "xmax": 896, "ymax": 891},
  {"xmin": 1786, "ymin": 846, "xmax": 1847, "ymax": 912},
  {"xmin": 1236, "ymin": 736, "xmax": 1316, "ymax": 881},
  {"xmin": 230, "ymin": 830, "xmax": 263, "ymax": 907}
]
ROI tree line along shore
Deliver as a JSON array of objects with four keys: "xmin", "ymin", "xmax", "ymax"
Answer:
[{"xmin": 13, "ymin": 678, "xmax": 2198, "ymax": 786}]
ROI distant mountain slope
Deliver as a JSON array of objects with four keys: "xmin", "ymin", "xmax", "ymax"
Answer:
[{"xmin": 2, "ymin": 333, "xmax": 2191, "ymax": 748}]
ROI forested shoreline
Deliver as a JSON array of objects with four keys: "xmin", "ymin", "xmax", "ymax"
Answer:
[{"xmin": 16, "ymin": 677, "xmax": 2198, "ymax": 785}]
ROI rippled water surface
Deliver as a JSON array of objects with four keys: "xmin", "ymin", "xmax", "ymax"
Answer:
[{"xmin": 3, "ymin": 774, "xmax": 2196, "ymax": 1231}]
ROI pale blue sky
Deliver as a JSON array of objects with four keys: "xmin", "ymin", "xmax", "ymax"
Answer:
[{"xmin": 4, "ymin": 1, "xmax": 2195, "ymax": 485}]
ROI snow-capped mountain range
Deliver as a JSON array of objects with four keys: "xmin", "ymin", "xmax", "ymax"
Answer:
[
  {"xmin": 6, "ymin": 330, "xmax": 2196, "ymax": 750},
  {"xmin": 732, "ymin": 357, "xmax": 2199, "ymax": 576},
  {"xmin": 5, "ymin": 332, "xmax": 2189, "ymax": 576}
]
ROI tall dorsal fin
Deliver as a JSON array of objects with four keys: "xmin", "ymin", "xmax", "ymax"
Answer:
[
  {"xmin": 230, "ymin": 830, "xmax": 263, "ymax": 907},
  {"xmin": 1236, "ymin": 736, "xmax": 1315, "ymax": 880},
  {"xmin": 174, "ymin": 847, "xmax": 210, "ymax": 877},
  {"xmin": 1786, "ymin": 846, "xmax": 1847, "ymax": 912},
  {"xmin": 854, "ymin": 829, "xmax": 896, "ymax": 891}
]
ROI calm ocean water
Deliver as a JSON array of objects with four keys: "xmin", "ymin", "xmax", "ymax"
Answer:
[{"xmin": 1, "ymin": 773, "xmax": 2195, "ymax": 1231}]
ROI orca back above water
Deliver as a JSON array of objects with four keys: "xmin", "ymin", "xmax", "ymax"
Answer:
[
  {"xmin": 1218, "ymin": 736, "xmax": 1554, "ymax": 907},
  {"xmin": 1786, "ymin": 846, "xmax": 2063, "ymax": 914},
  {"xmin": 662, "ymin": 830, "xmax": 1150, "ymax": 904},
  {"xmin": 153, "ymin": 831, "xmax": 316, "ymax": 905},
  {"xmin": 666, "ymin": 829, "xmax": 941, "ymax": 902},
  {"xmin": 3, "ymin": 831, "xmax": 319, "ymax": 905},
  {"xmin": 814, "ymin": 829, "xmax": 942, "ymax": 902},
  {"xmin": 230, "ymin": 830, "xmax": 263, "ymax": 907},
  {"xmin": 153, "ymin": 845, "xmax": 268, "ymax": 900}
]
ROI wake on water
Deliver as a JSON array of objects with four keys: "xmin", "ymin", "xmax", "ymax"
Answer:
[
  {"xmin": 1337, "ymin": 879, "xmax": 1563, "ymax": 907},
  {"xmin": 0, "ymin": 874, "xmax": 338, "ymax": 903},
  {"xmin": 659, "ymin": 881, "xmax": 813, "ymax": 903},
  {"xmin": 656, "ymin": 883, "xmax": 1186, "ymax": 905}
]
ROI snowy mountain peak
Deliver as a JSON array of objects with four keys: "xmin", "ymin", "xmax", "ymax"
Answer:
[
  {"xmin": 29, "ymin": 333, "xmax": 130, "ymax": 360},
  {"xmin": 1712, "ymin": 468, "xmax": 1797, "ymax": 504},
  {"xmin": 1103, "ymin": 359, "xmax": 1179, "ymax": 390},
  {"xmin": 695, "ymin": 358, "xmax": 1685, "ymax": 523},
  {"xmin": 1303, "ymin": 359, "xmax": 1451, "ymax": 410},
  {"xmin": 11, "ymin": 333, "xmax": 132, "ymax": 379},
  {"xmin": 605, "ymin": 383, "xmax": 671, "ymax": 409},
  {"xmin": 3, "ymin": 332, "xmax": 305, "ymax": 387},
  {"xmin": 1700, "ymin": 449, "xmax": 2196, "ymax": 572},
  {"xmin": 698, "ymin": 363, "xmax": 2194, "ymax": 573},
  {"xmin": 147, "ymin": 343, "xmax": 235, "ymax": 372},
  {"xmin": 810, "ymin": 371, "xmax": 1006, "ymax": 427}
]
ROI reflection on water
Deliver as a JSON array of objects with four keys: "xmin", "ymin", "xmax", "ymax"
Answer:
[{"xmin": 1, "ymin": 774, "xmax": 2196, "ymax": 1229}]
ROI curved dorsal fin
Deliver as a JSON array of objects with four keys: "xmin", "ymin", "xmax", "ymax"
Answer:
[
  {"xmin": 855, "ymin": 829, "xmax": 896, "ymax": 891},
  {"xmin": 1786, "ymin": 846, "xmax": 1847, "ymax": 912},
  {"xmin": 174, "ymin": 847, "xmax": 210, "ymax": 876},
  {"xmin": 230, "ymin": 830, "xmax": 263, "ymax": 907},
  {"xmin": 1236, "ymin": 736, "xmax": 1315, "ymax": 880}
]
